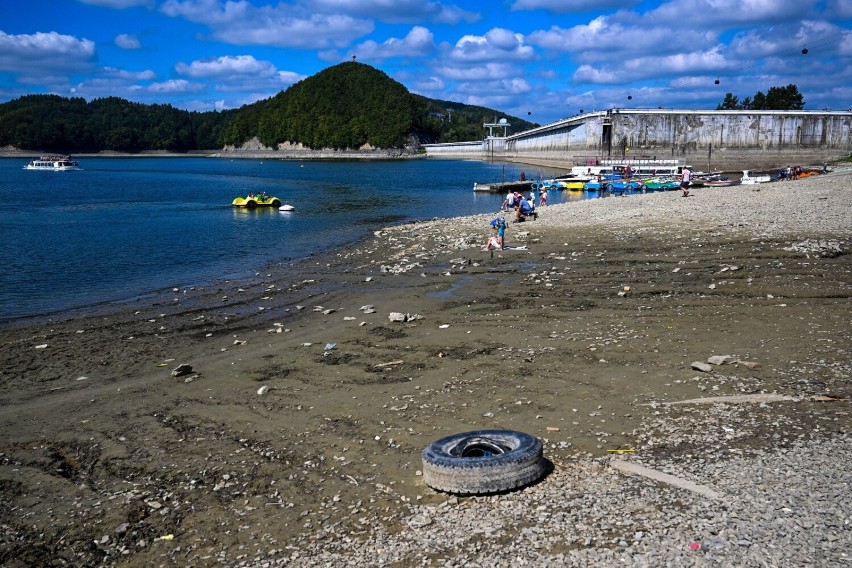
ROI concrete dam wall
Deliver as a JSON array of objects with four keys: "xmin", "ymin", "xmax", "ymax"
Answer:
[{"xmin": 424, "ymin": 109, "xmax": 852, "ymax": 171}]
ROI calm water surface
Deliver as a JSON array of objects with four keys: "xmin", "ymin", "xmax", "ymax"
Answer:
[{"xmin": 0, "ymin": 157, "xmax": 575, "ymax": 320}]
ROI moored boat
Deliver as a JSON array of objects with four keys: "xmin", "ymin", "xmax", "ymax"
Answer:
[
  {"xmin": 702, "ymin": 178, "xmax": 741, "ymax": 187},
  {"xmin": 570, "ymin": 158, "xmax": 692, "ymax": 180},
  {"xmin": 24, "ymin": 155, "xmax": 80, "ymax": 171},
  {"xmin": 559, "ymin": 179, "xmax": 588, "ymax": 190},
  {"xmin": 643, "ymin": 179, "xmax": 680, "ymax": 191},
  {"xmin": 740, "ymin": 170, "xmax": 771, "ymax": 184},
  {"xmin": 603, "ymin": 180, "xmax": 644, "ymax": 195}
]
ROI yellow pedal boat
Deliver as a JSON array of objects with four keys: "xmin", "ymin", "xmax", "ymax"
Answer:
[{"xmin": 232, "ymin": 195, "xmax": 282, "ymax": 208}]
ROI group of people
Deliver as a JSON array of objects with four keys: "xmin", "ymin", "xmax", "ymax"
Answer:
[
  {"xmin": 486, "ymin": 184, "xmax": 550, "ymax": 251},
  {"xmin": 779, "ymin": 165, "xmax": 803, "ymax": 180},
  {"xmin": 501, "ymin": 187, "xmax": 546, "ymax": 220}
]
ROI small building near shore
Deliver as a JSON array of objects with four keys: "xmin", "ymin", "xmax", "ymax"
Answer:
[{"xmin": 424, "ymin": 108, "xmax": 852, "ymax": 170}]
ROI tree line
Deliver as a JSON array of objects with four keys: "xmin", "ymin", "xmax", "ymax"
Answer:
[
  {"xmin": 716, "ymin": 84, "xmax": 805, "ymax": 111},
  {"xmin": 0, "ymin": 94, "xmax": 234, "ymax": 152}
]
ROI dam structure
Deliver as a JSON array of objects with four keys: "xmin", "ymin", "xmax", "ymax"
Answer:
[{"xmin": 423, "ymin": 109, "xmax": 852, "ymax": 171}]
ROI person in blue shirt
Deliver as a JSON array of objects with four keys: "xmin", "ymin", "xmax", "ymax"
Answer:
[
  {"xmin": 515, "ymin": 197, "xmax": 537, "ymax": 222},
  {"xmin": 485, "ymin": 216, "xmax": 507, "ymax": 250}
]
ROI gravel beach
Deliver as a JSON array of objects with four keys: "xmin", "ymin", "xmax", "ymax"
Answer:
[{"xmin": 1, "ymin": 167, "xmax": 850, "ymax": 567}]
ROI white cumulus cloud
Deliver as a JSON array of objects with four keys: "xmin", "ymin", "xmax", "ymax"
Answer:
[
  {"xmin": 448, "ymin": 28, "xmax": 535, "ymax": 63},
  {"xmin": 306, "ymin": 0, "xmax": 479, "ymax": 24},
  {"xmin": 148, "ymin": 79, "xmax": 205, "ymax": 94},
  {"xmin": 175, "ymin": 55, "xmax": 305, "ymax": 93},
  {"xmin": 115, "ymin": 34, "xmax": 141, "ymax": 49},
  {"xmin": 346, "ymin": 26, "xmax": 435, "ymax": 61},
  {"xmin": 160, "ymin": 0, "xmax": 374, "ymax": 48},
  {"xmin": 0, "ymin": 31, "xmax": 95, "ymax": 74}
]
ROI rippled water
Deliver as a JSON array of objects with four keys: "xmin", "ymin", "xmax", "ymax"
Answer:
[{"xmin": 0, "ymin": 156, "xmax": 573, "ymax": 320}]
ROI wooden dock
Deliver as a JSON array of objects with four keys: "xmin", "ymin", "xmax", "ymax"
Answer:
[{"xmin": 473, "ymin": 180, "xmax": 533, "ymax": 193}]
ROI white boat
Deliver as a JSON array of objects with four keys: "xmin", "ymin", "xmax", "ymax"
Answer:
[
  {"xmin": 278, "ymin": 204, "xmax": 295, "ymax": 212},
  {"xmin": 24, "ymin": 155, "xmax": 80, "ymax": 171},
  {"xmin": 740, "ymin": 170, "xmax": 771, "ymax": 184},
  {"xmin": 570, "ymin": 159, "xmax": 691, "ymax": 180}
]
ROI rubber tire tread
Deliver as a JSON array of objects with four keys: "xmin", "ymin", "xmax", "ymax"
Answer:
[{"xmin": 421, "ymin": 430, "xmax": 546, "ymax": 495}]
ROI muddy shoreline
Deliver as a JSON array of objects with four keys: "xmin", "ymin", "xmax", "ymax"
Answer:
[{"xmin": 1, "ymin": 174, "xmax": 850, "ymax": 566}]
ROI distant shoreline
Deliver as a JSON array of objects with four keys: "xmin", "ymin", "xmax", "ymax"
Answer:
[{"xmin": 0, "ymin": 148, "xmax": 427, "ymax": 160}]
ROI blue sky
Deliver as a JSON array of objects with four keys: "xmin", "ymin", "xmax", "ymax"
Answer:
[{"xmin": 1, "ymin": 0, "xmax": 850, "ymax": 124}]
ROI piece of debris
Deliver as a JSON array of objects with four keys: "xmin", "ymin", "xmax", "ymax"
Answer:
[
  {"xmin": 655, "ymin": 393, "xmax": 799, "ymax": 406},
  {"xmin": 708, "ymin": 355, "xmax": 738, "ymax": 365},
  {"xmin": 388, "ymin": 312, "xmax": 422, "ymax": 323},
  {"xmin": 610, "ymin": 460, "xmax": 723, "ymax": 500},
  {"xmin": 171, "ymin": 363, "xmax": 193, "ymax": 377},
  {"xmin": 691, "ymin": 361, "xmax": 714, "ymax": 373}
]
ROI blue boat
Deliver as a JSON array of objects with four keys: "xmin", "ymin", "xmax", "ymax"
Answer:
[{"xmin": 603, "ymin": 180, "xmax": 644, "ymax": 195}]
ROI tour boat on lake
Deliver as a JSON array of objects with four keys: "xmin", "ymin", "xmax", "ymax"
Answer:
[{"xmin": 24, "ymin": 155, "xmax": 80, "ymax": 171}]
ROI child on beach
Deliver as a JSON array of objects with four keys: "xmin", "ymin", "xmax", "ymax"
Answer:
[
  {"xmin": 484, "ymin": 216, "xmax": 506, "ymax": 250},
  {"xmin": 540, "ymin": 187, "xmax": 548, "ymax": 207}
]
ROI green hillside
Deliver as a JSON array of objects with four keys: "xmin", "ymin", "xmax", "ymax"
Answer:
[
  {"xmin": 0, "ymin": 62, "xmax": 538, "ymax": 153},
  {"xmin": 222, "ymin": 62, "xmax": 415, "ymax": 149}
]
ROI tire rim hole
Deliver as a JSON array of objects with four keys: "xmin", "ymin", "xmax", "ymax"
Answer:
[{"xmin": 452, "ymin": 439, "xmax": 510, "ymax": 458}]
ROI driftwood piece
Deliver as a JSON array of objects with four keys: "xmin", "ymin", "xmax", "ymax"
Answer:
[{"xmin": 611, "ymin": 461, "xmax": 724, "ymax": 500}]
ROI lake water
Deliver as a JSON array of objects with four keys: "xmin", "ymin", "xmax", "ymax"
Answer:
[{"xmin": 0, "ymin": 156, "xmax": 581, "ymax": 321}]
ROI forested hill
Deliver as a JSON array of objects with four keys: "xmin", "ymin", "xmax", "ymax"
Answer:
[
  {"xmin": 220, "ymin": 62, "xmax": 538, "ymax": 149},
  {"xmin": 0, "ymin": 62, "xmax": 538, "ymax": 153}
]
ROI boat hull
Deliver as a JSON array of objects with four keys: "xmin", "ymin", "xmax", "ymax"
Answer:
[{"xmin": 232, "ymin": 196, "xmax": 282, "ymax": 208}]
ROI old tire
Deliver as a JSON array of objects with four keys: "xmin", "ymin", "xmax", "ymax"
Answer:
[
  {"xmin": 271, "ymin": 199, "xmax": 282, "ymax": 208},
  {"xmin": 421, "ymin": 430, "xmax": 547, "ymax": 495}
]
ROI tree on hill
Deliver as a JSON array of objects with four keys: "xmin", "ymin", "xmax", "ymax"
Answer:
[{"xmin": 716, "ymin": 84, "xmax": 805, "ymax": 110}]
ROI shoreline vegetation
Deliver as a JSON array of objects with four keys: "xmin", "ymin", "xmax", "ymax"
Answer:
[
  {"xmin": 0, "ymin": 147, "xmax": 427, "ymax": 160},
  {"xmin": 1, "ymin": 168, "xmax": 850, "ymax": 566}
]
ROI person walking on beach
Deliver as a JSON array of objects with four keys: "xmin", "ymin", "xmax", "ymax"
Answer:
[{"xmin": 680, "ymin": 166, "xmax": 692, "ymax": 197}]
